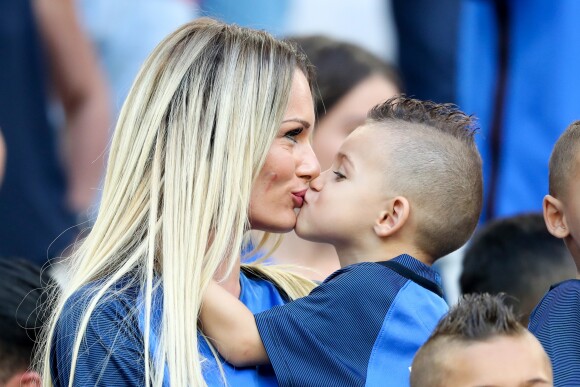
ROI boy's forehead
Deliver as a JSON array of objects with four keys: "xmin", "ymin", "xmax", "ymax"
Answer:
[
  {"xmin": 343, "ymin": 123, "xmax": 392, "ymax": 146},
  {"xmin": 442, "ymin": 334, "xmax": 552, "ymax": 385},
  {"xmin": 339, "ymin": 124, "xmax": 391, "ymax": 159}
]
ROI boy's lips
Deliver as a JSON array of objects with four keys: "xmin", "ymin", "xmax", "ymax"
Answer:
[{"xmin": 292, "ymin": 189, "xmax": 307, "ymax": 207}]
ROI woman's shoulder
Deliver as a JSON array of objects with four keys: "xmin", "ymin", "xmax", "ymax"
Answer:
[
  {"xmin": 51, "ymin": 277, "xmax": 146, "ymax": 386},
  {"xmin": 239, "ymin": 266, "xmax": 289, "ymax": 312},
  {"xmin": 60, "ymin": 277, "xmax": 141, "ymax": 322}
]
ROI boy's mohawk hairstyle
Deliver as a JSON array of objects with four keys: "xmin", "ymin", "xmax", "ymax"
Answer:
[
  {"xmin": 368, "ymin": 95, "xmax": 477, "ymax": 141},
  {"xmin": 433, "ymin": 293, "xmax": 524, "ymax": 341},
  {"xmin": 410, "ymin": 294, "xmax": 528, "ymax": 387},
  {"xmin": 364, "ymin": 95, "xmax": 482, "ymax": 260}
]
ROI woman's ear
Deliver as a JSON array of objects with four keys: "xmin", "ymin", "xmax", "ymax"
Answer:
[
  {"xmin": 374, "ymin": 196, "xmax": 410, "ymax": 238},
  {"xmin": 543, "ymin": 194, "xmax": 569, "ymax": 239}
]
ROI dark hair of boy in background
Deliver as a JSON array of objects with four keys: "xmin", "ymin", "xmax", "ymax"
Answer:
[
  {"xmin": 461, "ymin": 213, "xmax": 576, "ymax": 325},
  {"xmin": 411, "ymin": 293, "xmax": 552, "ymax": 387},
  {"xmin": 200, "ymin": 96, "xmax": 483, "ymax": 387},
  {"xmin": 0, "ymin": 258, "xmax": 56, "ymax": 386},
  {"xmin": 529, "ymin": 121, "xmax": 580, "ymax": 386}
]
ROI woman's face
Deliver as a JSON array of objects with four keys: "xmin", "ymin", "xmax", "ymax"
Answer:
[
  {"xmin": 249, "ymin": 69, "xmax": 320, "ymax": 233},
  {"xmin": 312, "ymin": 74, "xmax": 399, "ymax": 171}
]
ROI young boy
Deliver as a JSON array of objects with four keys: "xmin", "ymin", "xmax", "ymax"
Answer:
[
  {"xmin": 201, "ymin": 96, "xmax": 483, "ymax": 386},
  {"xmin": 410, "ymin": 294, "xmax": 553, "ymax": 387},
  {"xmin": 528, "ymin": 121, "xmax": 580, "ymax": 385},
  {"xmin": 460, "ymin": 213, "xmax": 576, "ymax": 326}
]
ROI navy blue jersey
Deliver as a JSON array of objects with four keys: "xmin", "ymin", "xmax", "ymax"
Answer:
[
  {"xmin": 255, "ymin": 254, "xmax": 448, "ymax": 387},
  {"xmin": 529, "ymin": 279, "xmax": 580, "ymax": 386},
  {"xmin": 51, "ymin": 268, "xmax": 288, "ymax": 386}
]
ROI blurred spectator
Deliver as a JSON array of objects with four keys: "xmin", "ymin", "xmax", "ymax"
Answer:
[
  {"xmin": 411, "ymin": 293, "xmax": 553, "ymax": 387},
  {"xmin": 0, "ymin": 130, "xmax": 5, "ymax": 186},
  {"xmin": 0, "ymin": 0, "xmax": 111, "ymax": 265},
  {"xmin": 283, "ymin": 0, "xmax": 396, "ymax": 61},
  {"xmin": 200, "ymin": 0, "xmax": 288, "ymax": 36},
  {"xmin": 460, "ymin": 213, "xmax": 576, "ymax": 325},
  {"xmin": 458, "ymin": 0, "xmax": 580, "ymax": 220},
  {"xmin": 262, "ymin": 35, "xmax": 401, "ymax": 280},
  {"xmin": 0, "ymin": 258, "xmax": 56, "ymax": 387},
  {"xmin": 77, "ymin": 0, "xmax": 197, "ymax": 114},
  {"xmin": 392, "ymin": 0, "xmax": 461, "ymax": 104}
]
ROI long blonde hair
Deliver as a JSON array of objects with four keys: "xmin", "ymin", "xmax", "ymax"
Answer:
[{"xmin": 38, "ymin": 18, "xmax": 315, "ymax": 386}]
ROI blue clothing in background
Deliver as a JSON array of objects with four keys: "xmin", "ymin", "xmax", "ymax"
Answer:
[
  {"xmin": 199, "ymin": 0, "xmax": 289, "ymax": 37},
  {"xmin": 0, "ymin": 0, "xmax": 77, "ymax": 264},
  {"xmin": 529, "ymin": 279, "xmax": 580, "ymax": 386},
  {"xmin": 51, "ymin": 269, "xmax": 287, "ymax": 386},
  {"xmin": 78, "ymin": 0, "xmax": 197, "ymax": 114},
  {"xmin": 255, "ymin": 254, "xmax": 448, "ymax": 387},
  {"xmin": 458, "ymin": 0, "xmax": 580, "ymax": 220},
  {"xmin": 392, "ymin": 0, "xmax": 460, "ymax": 104}
]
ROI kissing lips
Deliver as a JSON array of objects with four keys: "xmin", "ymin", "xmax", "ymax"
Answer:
[{"xmin": 292, "ymin": 189, "xmax": 307, "ymax": 207}]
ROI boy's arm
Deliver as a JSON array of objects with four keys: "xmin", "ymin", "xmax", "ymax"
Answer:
[{"xmin": 200, "ymin": 281, "xmax": 269, "ymax": 367}]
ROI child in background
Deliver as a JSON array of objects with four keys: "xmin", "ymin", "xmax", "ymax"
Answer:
[
  {"xmin": 460, "ymin": 213, "xmax": 576, "ymax": 326},
  {"xmin": 264, "ymin": 35, "xmax": 402, "ymax": 280},
  {"xmin": 529, "ymin": 121, "xmax": 580, "ymax": 386},
  {"xmin": 0, "ymin": 258, "xmax": 56, "ymax": 387},
  {"xmin": 201, "ymin": 96, "xmax": 483, "ymax": 386},
  {"xmin": 411, "ymin": 293, "xmax": 553, "ymax": 387}
]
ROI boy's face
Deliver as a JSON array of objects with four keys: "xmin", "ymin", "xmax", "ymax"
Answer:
[
  {"xmin": 441, "ymin": 333, "xmax": 552, "ymax": 387},
  {"xmin": 561, "ymin": 154, "xmax": 580, "ymax": 260},
  {"xmin": 296, "ymin": 125, "xmax": 391, "ymax": 245}
]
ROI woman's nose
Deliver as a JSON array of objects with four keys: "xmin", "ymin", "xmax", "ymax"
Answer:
[{"xmin": 297, "ymin": 143, "xmax": 321, "ymax": 182}]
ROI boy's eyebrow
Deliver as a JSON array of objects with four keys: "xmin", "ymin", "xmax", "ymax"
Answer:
[
  {"xmin": 282, "ymin": 118, "xmax": 311, "ymax": 129},
  {"xmin": 523, "ymin": 379, "xmax": 552, "ymax": 386},
  {"xmin": 473, "ymin": 380, "xmax": 551, "ymax": 387},
  {"xmin": 337, "ymin": 152, "xmax": 355, "ymax": 171}
]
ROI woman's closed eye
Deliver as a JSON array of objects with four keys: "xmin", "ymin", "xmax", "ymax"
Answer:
[
  {"xmin": 333, "ymin": 171, "xmax": 346, "ymax": 180},
  {"xmin": 284, "ymin": 127, "xmax": 304, "ymax": 143}
]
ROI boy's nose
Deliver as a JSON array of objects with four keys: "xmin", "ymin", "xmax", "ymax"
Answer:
[{"xmin": 309, "ymin": 170, "xmax": 327, "ymax": 192}]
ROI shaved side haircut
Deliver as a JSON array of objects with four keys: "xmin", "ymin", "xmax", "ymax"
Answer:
[
  {"xmin": 367, "ymin": 96, "xmax": 483, "ymax": 259},
  {"xmin": 549, "ymin": 121, "xmax": 580, "ymax": 200}
]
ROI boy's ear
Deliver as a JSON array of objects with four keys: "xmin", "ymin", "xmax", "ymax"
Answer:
[
  {"xmin": 374, "ymin": 196, "xmax": 410, "ymax": 238},
  {"xmin": 543, "ymin": 194, "xmax": 570, "ymax": 239}
]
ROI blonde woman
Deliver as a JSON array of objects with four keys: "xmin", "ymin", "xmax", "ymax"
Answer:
[{"xmin": 39, "ymin": 18, "xmax": 320, "ymax": 386}]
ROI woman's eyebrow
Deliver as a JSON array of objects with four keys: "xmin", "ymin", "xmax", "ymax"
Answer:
[{"xmin": 282, "ymin": 118, "xmax": 311, "ymax": 129}]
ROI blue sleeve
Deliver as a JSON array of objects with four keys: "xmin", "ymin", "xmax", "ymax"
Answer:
[
  {"xmin": 365, "ymin": 281, "xmax": 448, "ymax": 386},
  {"xmin": 254, "ymin": 265, "xmax": 404, "ymax": 386},
  {"xmin": 529, "ymin": 280, "xmax": 580, "ymax": 385},
  {"xmin": 50, "ymin": 287, "xmax": 145, "ymax": 387}
]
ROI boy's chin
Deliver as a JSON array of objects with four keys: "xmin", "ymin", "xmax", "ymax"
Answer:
[{"xmin": 295, "ymin": 222, "xmax": 327, "ymax": 243}]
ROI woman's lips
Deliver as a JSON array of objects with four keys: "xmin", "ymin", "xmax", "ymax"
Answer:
[{"xmin": 292, "ymin": 189, "xmax": 307, "ymax": 207}]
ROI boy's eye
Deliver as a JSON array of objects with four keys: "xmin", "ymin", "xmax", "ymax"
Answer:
[
  {"xmin": 284, "ymin": 128, "xmax": 304, "ymax": 142},
  {"xmin": 333, "ymin": 171, "xmax": 346, "ymax": 180}
]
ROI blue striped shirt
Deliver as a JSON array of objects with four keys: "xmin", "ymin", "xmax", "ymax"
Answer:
[
  {"xmin": 529, "ymin": 279, "xmax": 580, "ymax": 386},
  {"xmin": 255, "ymin": 254, "xmax": 448, "ymax": 387},
  {"xmin": 51, "ymin": 269, "xmax": 287, "ymax": 386}
]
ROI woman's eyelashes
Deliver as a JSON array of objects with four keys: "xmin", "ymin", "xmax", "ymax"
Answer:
[
  {"xmin": 283, "ymin": 127, "xmax": 304, "ymax": 143},
  {"xmin": 333, "ymin": 170, "xmax": 346, "ymax": 180}
]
